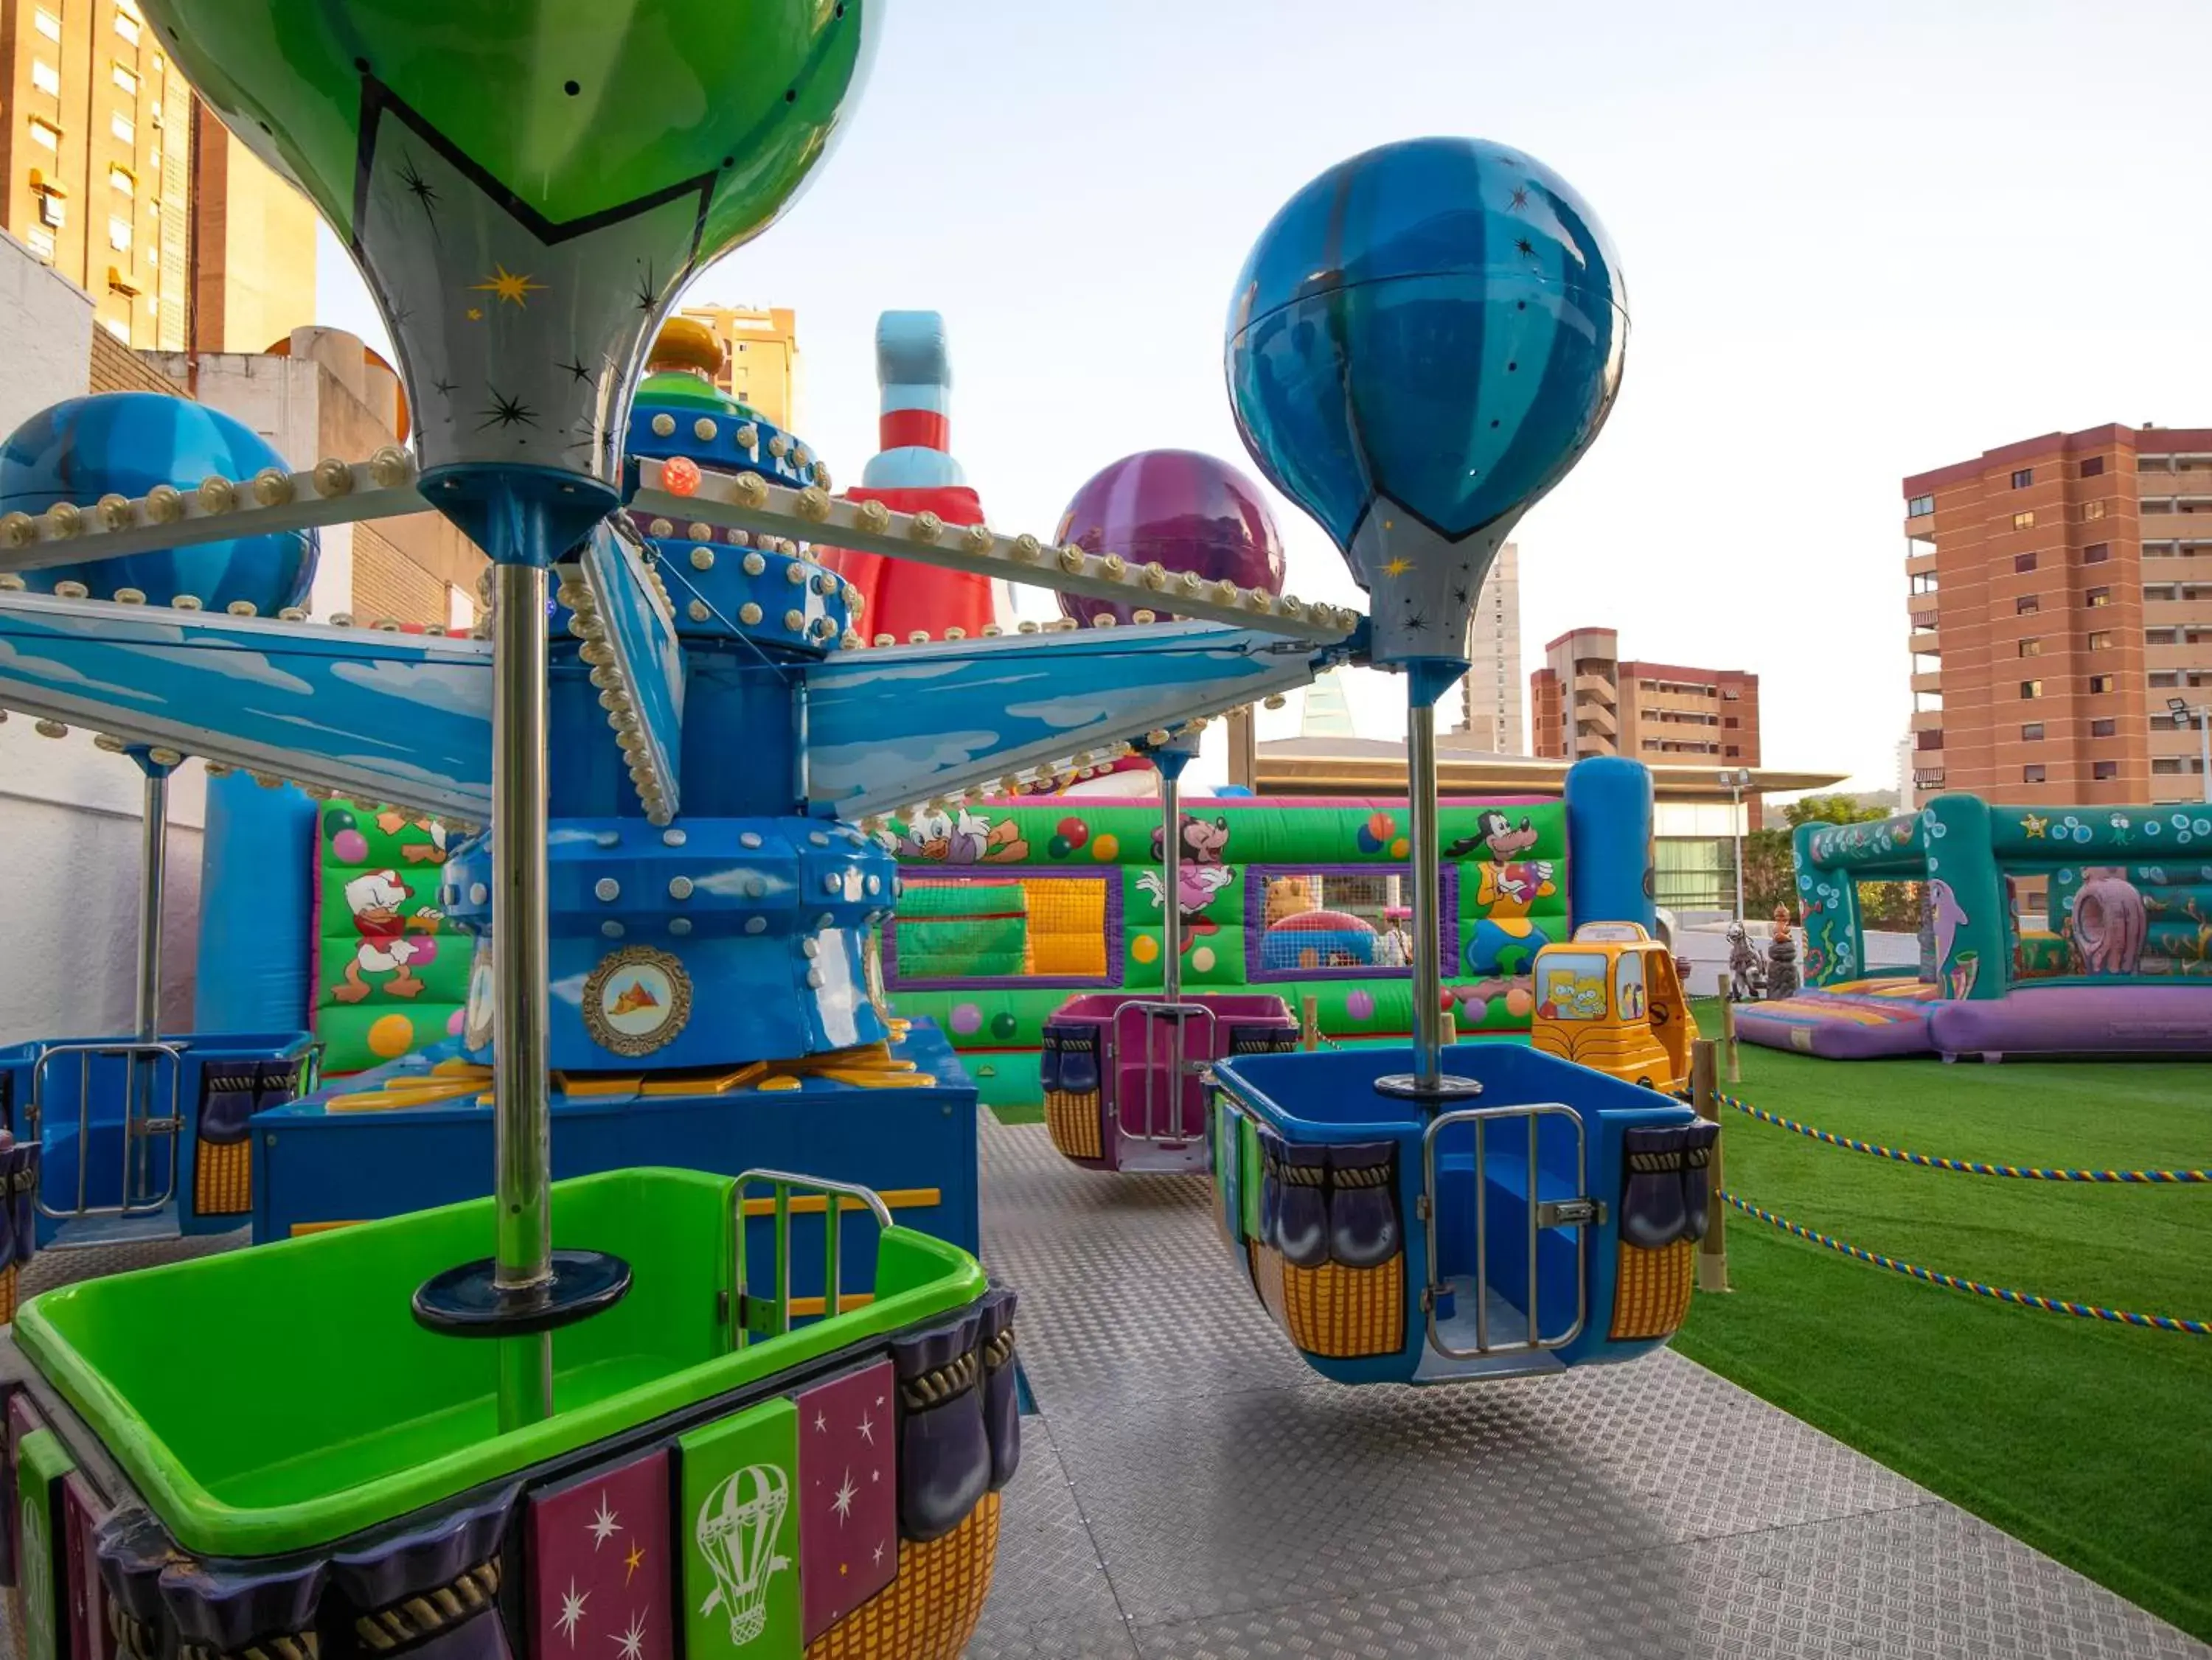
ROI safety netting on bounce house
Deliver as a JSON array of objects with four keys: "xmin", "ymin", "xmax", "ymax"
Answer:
[
  {"xmin": 1736, "ymin": 792, "xmax": 2212, "ymax": 1060},
  {"xmin": 880, "ymin": 794, "xmax": 1604, "ymax": 1106}
]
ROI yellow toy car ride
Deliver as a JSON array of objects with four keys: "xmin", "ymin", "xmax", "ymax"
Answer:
[{"xmin": 1530, "ymin": 922, "xmax": 1697, "ymax": 1092}]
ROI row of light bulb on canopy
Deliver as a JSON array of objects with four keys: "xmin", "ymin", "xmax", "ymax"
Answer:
[{"xmin": 0, "ymin": 442, "xmax": 1312, "ymax": 835}]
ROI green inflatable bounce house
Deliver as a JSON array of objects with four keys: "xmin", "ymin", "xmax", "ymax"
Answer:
[{"xmin": 878, "ymin": 789, "xmax": 1636, "ymax": 1109}]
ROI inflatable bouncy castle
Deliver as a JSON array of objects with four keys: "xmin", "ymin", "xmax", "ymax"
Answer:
[
  {"xmin": 1739, "ymin": 792, "xmax": 2212, "ymax": 1059},
  {"xmin": 880, "ymin": 758, "xmax": 1658, "ymax": 1107},
  {"xmin": 816, "ymin": 312, "xmax": 998, "ymax": 644}
]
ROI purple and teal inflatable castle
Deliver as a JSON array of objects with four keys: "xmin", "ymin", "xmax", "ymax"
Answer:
[{"xmin": 1738, "ymin": 792, "xmax": 2212, "ymax": 1061}]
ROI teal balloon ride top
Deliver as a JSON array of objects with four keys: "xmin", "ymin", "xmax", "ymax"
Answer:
[
  {"xmin": 1225, "ymin": 137, "xmax": 1628, "ymax": 690},
  {"xmin": 140, "ymin": 0, "xmax": 878, "ymax": 530}
]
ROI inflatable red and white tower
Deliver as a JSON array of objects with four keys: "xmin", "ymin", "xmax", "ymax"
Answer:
[{"xmin": 817, "ymin": 311, "xmax": 998, "ymax": 644}]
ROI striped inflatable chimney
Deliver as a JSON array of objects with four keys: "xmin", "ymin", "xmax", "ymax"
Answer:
[{"xmin": 817, "ymin": 311, "xmax": 997, "ymax": 644}]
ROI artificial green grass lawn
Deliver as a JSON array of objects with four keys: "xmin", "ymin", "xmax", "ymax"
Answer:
[{"xmin": 1674, "ymin": 1000, "xmax": 2212, "ymax": 1642}]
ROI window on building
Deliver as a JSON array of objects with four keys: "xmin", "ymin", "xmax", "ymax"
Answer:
[
  {"xmin": 2013, "ymin": 511, "xmax": 2035, "ymax": 530},
  {"xmin": 1722, "ymin": 716, "xmax": 1739, "ymax": 729},
  {"xmin": 109, "ymin": 164, "xmax": 133, "ymax": 198},
  {"xmin": 2152, "ymin": 671, "xmax": 2180, "ymax": 688},
  {"xmin": 2011, "ymin": 468, "xmax": 2034, "ymax": 489},
  {"xmin": 108, "ymin": 215, "xmax": 131, "ymax": 251},
  {"xmin": 28, "ymin": 117, "xmax": 60, "ymax": 151},
  {"xmin": 2021, "ymin": 680, "xmax": 2044, "ymax": 699},
  {"xmin": 2084, "ymin": 543, "xmax": 2111, "ymax": 564},
  {"xmin": 2018, "ymin": 638, "xmax": 2042, "ymax": 657},
  {"xmin": 2090, "ymin": 674, "xmax": 2115, "ymax": 694},
  {"xmin": 2016, "ymin": 594, "xmax": 2039, "ymax": 614},
  {"xmin": 32, "ymin": 57, "xmax": 62, "ymax": 96},
  {"xmin": 112, "ymin": 63, "xmax": 139, "ymax": 95},
  {"xmin": 1907, "ymin": 493, "xmax": 1934, "ymax": 516},
  {"xmin": 2023, "ymin": 764, "xmax": 2046, "ymax": 784},
  {"xmin": 2087, "ymin": 630, "xmax": 2113, "ymax": 650},
  {"xmin": 2022, "ymin": 722, "xmax": 2045, "ymax": 741},
  {"xmin": 114, "ymin": 8, "xmax": 142, "ymax": 43},
  {"xmin": 38, "ymin": 190, "xmax": 66, "ymax": 229},
  {"xmin": 2081, "ymin": 500, "xmax": 2106, "ymax": 520},
  {"xmin": 2094, "ymin": 760, "xmax": 2118, "ymax": 781},
  {"xmin": 2080, "ymin": 456, "xmax": 2106, "ymax": 478},
  {"xmin": 2091, "ymin": 718, "xmax": 2117, "ymax": 738},
  {"xmin": 24, "ymin": 226, "xmax": 54, "ymax": 258},
  {"xmin": 2014, "ymin": 552, "xmax": 2037, "ymax": 573},
  {"xmin": 33, "ymin": 7, "xmax": 60, "ymax": 41},
  {"xmin": 2087, "ymin": 586, "xmax": 2111, "ymax": 607},
  {"xmin": 111, "ymin": 111, "xmax": 135, "ymax": 144}
]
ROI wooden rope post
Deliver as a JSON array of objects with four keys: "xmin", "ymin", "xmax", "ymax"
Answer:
[
  {"xmin": 1441, "ymin": 1008, "xmax": 1458, "ymax": 1047},
  {"xmin": 1301, "ymin": 994, "xmax": 1319, "ymax": 1053},
  {"xmin": 1714, "ymin": 972, "xmax": 1740, "ymax": 1084},
  {"xmin": 1691, "ymin": 1037, "xmax": 1729, "ymax": 1292}
]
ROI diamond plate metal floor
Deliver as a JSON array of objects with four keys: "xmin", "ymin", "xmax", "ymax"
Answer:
[
  {"xmin": 1, "ymin": 1140, "xmax": 2200, "ymax": 1658},
  {"xmin": 968, "ymin": 1114, "xmax": 2208, "ymax": 1659}
]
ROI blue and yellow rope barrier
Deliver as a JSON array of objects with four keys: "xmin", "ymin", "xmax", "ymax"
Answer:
[
  {"xmin": 1685, "ymin": 1089, "xmax": 2209, "ymax": 1185},
  {"xmin": 1719, "ymin": 1192, "xmax": 2211, "ymax": 1336}
]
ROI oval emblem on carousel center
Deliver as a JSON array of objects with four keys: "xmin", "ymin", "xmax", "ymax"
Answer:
[{"xmin": 584, "ymin": 946, "xmax": 693, "ymax": 1057}]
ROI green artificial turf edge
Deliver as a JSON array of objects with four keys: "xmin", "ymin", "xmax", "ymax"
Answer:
[{"xmin": 1676, "ymin": 1000, "xmax": 2212, "ymax": 1642}]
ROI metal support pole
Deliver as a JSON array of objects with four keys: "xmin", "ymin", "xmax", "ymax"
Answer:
[
  {"xmin": 1378, "ymin": 697, "xmax": 1480, "ymax": 1101},
  {"xmin": 1731, "ymin": 782, "xmax": 1745, "ymax": 924},
  {"xmin": 1160, "ymin": 766, "xmax": 1183, "ymax": 1007},
  {"xmin": 1408, "ymin": 700, "xmax": 1444, "ymax": 1090},
  {"xmin": 1717, "ymin": 974, "xmax": 1740, "ymax": 1083},
  {"xmin": 131, "ymin": 762, "xmax": 167, "ymax": 1202},
  {"xmin": 492, "ymin": 559, "xmax": 553, "ymax": 1429},
  {"xmin": 1691, "ymin": 1039, "xmax": 1728, "ymax": 1293}
]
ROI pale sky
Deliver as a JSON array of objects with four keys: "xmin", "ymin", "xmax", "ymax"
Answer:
[{"xmin": 315, "ymin": 1, "xmax": 2212, "ymax": 796}]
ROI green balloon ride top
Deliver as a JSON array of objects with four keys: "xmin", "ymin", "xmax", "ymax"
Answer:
[{"xmin": 139, "ymin": 0, "xmax": 877, "ymax": 491}]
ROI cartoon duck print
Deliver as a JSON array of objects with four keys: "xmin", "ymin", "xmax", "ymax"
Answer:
[
  {"xmin": 898, "ymin": 806, "xmax": 1027, "ymax": 863},
  {"xmin": 375, "ymin": 809, "xmax": 452, "ymax": 866},
  {"xmin": 333, "ymin": 869, "xmax": 443, "ymax": 1003}
]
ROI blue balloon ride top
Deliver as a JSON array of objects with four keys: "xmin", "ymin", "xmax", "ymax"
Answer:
[
  {"xmin": 0, "ymin": 392, "xmax": 318, "ymax": 614},
  {"xmin": 1225, "ymin": 136, "xmax": 1627, "ymax": 707}
]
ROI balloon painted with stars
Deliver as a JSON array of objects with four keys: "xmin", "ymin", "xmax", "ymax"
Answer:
[
  {"xmin": 0, "ymin": 393, "xmax": 317, "ymax": 612},
  {"xmin": 1052, "ymin": 450, "xmax": 1285, "ymax": 627},
  {"xmin": 141, "ymin": 0, "xmax": 880, "ymax": 493},
  {"xmin": 1225, "ymin": 137, "xmax": 1627, "ymax": 683}
]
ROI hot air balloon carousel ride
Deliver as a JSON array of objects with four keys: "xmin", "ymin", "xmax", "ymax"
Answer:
[
  {"xmin": 0, "ymin": 394, "xmax": 324, "ymax": 1293},
  {"xmin": 0, "ymin": 9, "xmax": 1368, "ymax": 1657},
  {"xmin": 1034, "ymin": 452, "xmax": 1304, "ymax": 1175},
  {"xmin": 1205, "ymin": 139, "xmax": 1719, "ymax": 1387}
]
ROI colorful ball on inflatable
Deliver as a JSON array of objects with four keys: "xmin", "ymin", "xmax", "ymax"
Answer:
[
  {"xmin": 0, "ymin": 393, "xmax": 318, "ymax": 611},
  {"xmin": 366, "ymin": 1013, "xmax": 415, "ymax": 1060},
  {"xmin": 1053, "ymin": 449, "xmax": 1285, "ymax": 627},
  {"xmin": 1226, "ymin": 137, "xmax": 1627, "ymax": 672},
  {"xmin": 1057, "ymin": 816, "xmax": 1090, "ymax": 850},
  {"xmin": 331, "ymin": 829, "xmax": 371, "ymax": 865},
  {"xmin": 1355, "ymin": 812, "xmax": 1397, "ymax": 854}
]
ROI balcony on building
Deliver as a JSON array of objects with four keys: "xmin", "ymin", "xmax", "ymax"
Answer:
[
  {"xmin": 1910, "ymin": 708, "xmax": 1944, "ymax": 734},
  {"xmin": 1572, "ymin": 672, "xmax": 1617, "ymax": 705},
  {"xmin": 1910, "ymin": 669, "xmax": 1944, "ymax": 694},
  {"xmin": 1914, "ymin": 728, "xmax": 1945, "ymax": 756},
  {"xmin": 1579, "ymin": 700, "xmax": 1618, "ymax": 736},
  {"xmin": 1909, "ymin": 628, "xmax": 1941, "ymax": 656}
]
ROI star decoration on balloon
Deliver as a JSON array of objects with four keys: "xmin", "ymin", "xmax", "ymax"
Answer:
[
  {"xmin": 1382, "ymin": 557, "xmax": 1414, "ymax": 578},
  {"xmin": 479, "ymin": 388, "xmax": 539, "ymax": 430},
  {"xmin": 473, "ymin": 263, "xmax": 547, "ymax": 307}
]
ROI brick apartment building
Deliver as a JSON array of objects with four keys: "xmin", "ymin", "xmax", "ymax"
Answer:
[
  {"xmin": 1528, "ymin": 627, "xmax": 1761, "ymax": 770},
  {"xmin": 1903, "ymin": 424, "xmax": 2212, "ymax": 807}
]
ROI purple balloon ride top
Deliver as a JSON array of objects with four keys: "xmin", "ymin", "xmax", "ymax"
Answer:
[{"xmin": 1053, "ymin": 449, "xmax": 1286, "ymax": 625}]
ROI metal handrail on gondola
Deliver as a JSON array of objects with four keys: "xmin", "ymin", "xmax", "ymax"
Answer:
[
  {"xmin": 1419, "ymin": 1103, "xmax": 1597, "ymax": 1360},
  {"xmin": 731, "ymin": 1168, "xmax": 896, "ymax": 1347},
  {"xmin": 28, "ymin": 1039, "xmax": 184, "ymax": 1223},
  {"xmin": 1112, "ymin": 999, "xmax": 1216, "ymax": 1146}
]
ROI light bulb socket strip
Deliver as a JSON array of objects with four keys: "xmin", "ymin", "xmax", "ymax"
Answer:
[
  {"xmin": 630, "ymin": 458, "xmax": 1361, "ymax": 644},
  {"xmin": 0, "ymin": 449, "xmax": 423, "ymax": 576}
]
